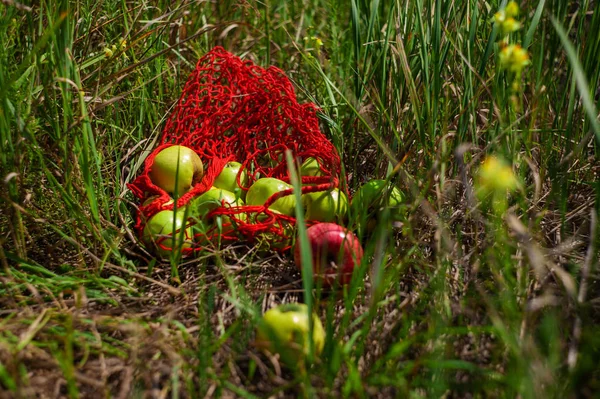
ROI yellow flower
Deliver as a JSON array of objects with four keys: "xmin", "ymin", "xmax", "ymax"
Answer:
[
  {"xmin": 303, "ymin": 36, "xmax": 325, "ymax": 59},
  {"xmin": 103, "ymin": 47, "xmax": 113, "ymax": 58},
  {"xmin": 119, "ymin": 38, "xmax": 127, "ymax": 50},
  {"xmin": 494, "ymin": 3, "xmax": 522, "ymax": 37},
  {"xmin": 477, "ymin": 156, "xmax": 518, "ymax": 193},
  {"xmin": 304, "ymin": 36, "xmax": 323, "ymax": 47},
  {"xmin": 505, "ymin": 1, "xmax": 520, "ymax": 18},
  {"xmin": 494, "ymin": 10, "xmax": 506, "ymax": 25},
  {"xmin": 501, "ymin": 17, "xmax": 522, "ymax": 35},
  {"xmin": 499, "ymin": 44, "xmax": 530, "ymax": 73}
]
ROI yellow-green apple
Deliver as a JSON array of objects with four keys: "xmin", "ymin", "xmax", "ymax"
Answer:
[
  {"xmin": 351, "ymin": 179, "xmax": 405, "ymax": 234},
  {"xmin": 142, "ymin": 195, "xmax": 173, "ymax": 208},
  {"xmin": 149, "ymin": 145, "xmax": 204, "ymax": 198},
  {"xmin": 253, "ymin": 209, "xmax": 296, "ymax": 251},
  {"xmin": 213, "ymin": 161, "xmax": 249, "ymax": 199},
  {"xmin": 142, "ymin": 209, "xmax": 193, "ymax": 258},
  {"xmin": 246, "ymin": 177, "xmax": 296, "ymax": 216},
  {"xmin": 294, "ymin": 223, "xmax": 363, "ymax": 286},
  {"xmin": 300, "ymin": 157, "xmax": 323, "ymax": 177},
  {"xmin": 188, "ymin": 187, "xmax": 245, "ymax": 244},
  {"xmin": 189, "ymin": 187, "xmax": 244, "ymax": 220},
  {"xmin": 255, "ymin": 303, "xmax": 325, "ymax": 366},
  {"xmin": 302, "ymin": 188, "xmax": 348, "ymax": 222},
  {"xmin": 266, "ymin": 152, "xmax": 284, "ymax": 169}
]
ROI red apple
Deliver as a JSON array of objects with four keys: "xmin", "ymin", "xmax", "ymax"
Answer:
[{"xmin": 294, "ymin": 223, "xmax": 364, "ymax": 286}]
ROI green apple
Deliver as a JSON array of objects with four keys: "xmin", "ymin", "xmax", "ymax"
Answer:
[
  {"xmin": 246, "ymin": 177, "xmax": 296, "ymax": 216},
  {"xmin": 302, "ymin": 188, "xmax": 348, "ymax": 222},
  {"xmin": 189, "ymin": 187, "xmax": 243, "ymax": 220},
  {"xmin": 300, "ymin": 157, "xmax": 324, "ymax": 177},
  {"xmin": 188, "ymin": 188, "xmax": 245, "ymax": 243},
  {"xmin": 142, "ymin": 195, "xmax": 173, "ymax": 208},
  {"xmin": 213, "ymin": 161, "xmax": 248, "ymax": 199},
  {"xmin": 266, "ymin": 152, "xmax": 284, "ymax": 169},
  {"xmin": 142, "ymin": 209, "xmax": 193, "ymax": 258},
  {"xmin": 253, "ymin": 209, "xmax": 296, "ymax": 252},
  {"xmin": 256, "ymin": 303, "xmax": 325, "ymax": 366},
  {"xmin": 351, "ymin": 179, "xmax": 406, "ymax": 234},
  {"xmin": 149, "ymin": 145, "xmax": 204, "ymax": 198}
]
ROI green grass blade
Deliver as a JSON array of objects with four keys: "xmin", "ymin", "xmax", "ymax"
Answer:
[
  {"xmin": 285, "ymin": 150, "xmax": 316, "ymax": 363},
  {"xmin": 551, "ymin": 16, "xmax": 600, "ymax": 144},
  {"xmin": 524, "ymin": 0, "xmax": 547, "ymax": 49}
]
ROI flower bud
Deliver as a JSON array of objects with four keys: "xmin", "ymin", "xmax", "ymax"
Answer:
[
  {"xmin": 505, "ymin": 1, "xmax": 520, "ymax": 18},
  {"xmin": 477, "ymin": 156, "xmax": 518, "ymax": 194},
  {"xmin": 499, "ymin": 44, "xmax": 530, "ymax": 73},
  {"xmin": 501, "ymin": 17, "xmax": 522, "ymax": 35}
]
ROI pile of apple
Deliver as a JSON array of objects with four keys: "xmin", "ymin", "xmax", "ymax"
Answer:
[
  {"xmin": 138, "ymin": 144, "xmax": 407, "ymax": 366},
  {"xmin": 140, "ymin": 145, "xmax": 247, "ymax": 257},
  {"xmin": 140, "ymin": 144, "xmax": 406, "ymax": 281}
]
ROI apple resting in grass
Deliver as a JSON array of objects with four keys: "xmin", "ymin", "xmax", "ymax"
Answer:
[
  {"xmin": 351, "ymin": 179, "xmax": 406, "ymax": 234},
  {"xmin": 246, "ymin": 177, "xmax": 296, "ymax": 216},
  {"xmin": 294, "ymin": 223, "xmax": 364, "ymax": 286},
  {"xmin": 302, "ymin": 188, "xmax": 348, "ymax": 223},
  {"xmin": 142, "ymin": 209, "xmax": 193, "ymax": 258},
  {"xmin": 213, "ymin": 161, "xmax": 248, "ymax": 199},
  {"xmin": 149, "ymin": 145, "xmax": 204, "ymax": 198},
  {"xmin": 256, "ymin": 303, "xmax": 325, "ymax": 366},
  {"xmin": 188, "ymin": 187, "xmax": 244, "ymax": 243}
]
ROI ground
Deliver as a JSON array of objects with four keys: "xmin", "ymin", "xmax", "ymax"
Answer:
[{"xmin": 1, "ymin": 0, "xmax": 600, "ymax": 398}]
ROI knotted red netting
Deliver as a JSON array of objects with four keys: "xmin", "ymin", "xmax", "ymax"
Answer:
[{"xmin": 128, "ymin": 46, "xmax": 342, "ymax": 254}]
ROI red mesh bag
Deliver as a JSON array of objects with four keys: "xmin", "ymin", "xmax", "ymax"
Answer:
[{"xmin": 128, "ymin": 47, "xmax": 342, "ymax": 254}]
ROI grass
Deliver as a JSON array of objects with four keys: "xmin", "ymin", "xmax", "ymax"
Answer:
[{"xmin": 1, "ymin": 0, "xmax": 600, "ymax": 397}]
